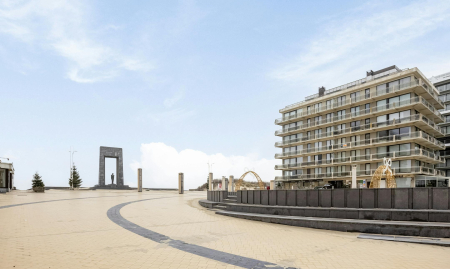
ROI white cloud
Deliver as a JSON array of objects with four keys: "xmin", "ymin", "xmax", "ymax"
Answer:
[
  {"xmin": 130, "ymin": 143, "xmax": 279, "ymax": 189},
  {"xmin": 0, "ymin": 0, "xmax": 152, "ymax": 83},
  {"xmin": 270, "ymin": 0, "xmax": 450, "ymax": 83}
]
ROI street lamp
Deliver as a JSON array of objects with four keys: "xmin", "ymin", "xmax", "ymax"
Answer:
[{"xmin": 69, "ymin": 147, "xmax": 77, "ymax": 190}]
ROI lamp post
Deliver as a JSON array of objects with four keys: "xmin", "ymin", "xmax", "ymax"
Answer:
[{"xmin": 69, "ymin": 147, "xmax": 77, "ymax": 189}]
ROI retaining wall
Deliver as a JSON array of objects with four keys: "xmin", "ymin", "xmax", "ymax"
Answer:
[{"xmin": 228, "ymin": 188, "xmax": 450, "ymax": 210}]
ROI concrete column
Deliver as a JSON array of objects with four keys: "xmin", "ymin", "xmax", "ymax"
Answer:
[
  {"xmin": 208, "ymin": 173, "xmax": 213, "ymax": 191},
  {"xmin": 229, "ymin": 176, "xmax": 234, "ymax": 192},
  {"xmin": 270, "ymin": 180, "xmax": 275, "ymax": 190},
  {"xmin": 137, "ymin": 168, "xmax": 142, "ymax": 192},
  {"xmin": 222, "ymin": 176, "xmax": 226, "ymax": 191},
  {"xmin": 352, "ymin": 165, "xmax": 357, "ymax": 189},
  {"xmin": 178, "ymin": 173, "xmax": 184, "ymax": 194}
]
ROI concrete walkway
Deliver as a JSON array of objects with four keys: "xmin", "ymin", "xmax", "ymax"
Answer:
[{"xmin": 1, "ymin": 190, "xmax": 449, "ymax": 268}]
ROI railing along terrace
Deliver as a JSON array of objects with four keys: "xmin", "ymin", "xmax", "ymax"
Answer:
[
  {"xmin": 276, "ymin": 96, "xmax": 443, "ymax": 129},
  {"xmin": 276, "ymin": 80, "xmax": 443, "ymax": 124},
  {"xmin": 275, "ymin": 149, "xmax": 443, "ymax": 170},
  {"xmin": 280, "ymin": 74, "xmax": 443, "ymax": 114},
  {"xmin": 275, "ymin": 114, "xmax": 442, "ymax": 139},
  {"xmin": 275, "ymin": 166, "xmax": 445, "ymax": 181},
  {"xmin": 275, "ymin": 131, "xmax": 444, "ymax": 157}
]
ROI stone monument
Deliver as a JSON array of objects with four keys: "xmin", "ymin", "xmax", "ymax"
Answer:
[
  {"xmin": 94, "ymin": 146, "xmax": 130, "ymax": 189},
  {"xmin": 178, "ymin": 173, "xmax": 184, "ymax": 194}
]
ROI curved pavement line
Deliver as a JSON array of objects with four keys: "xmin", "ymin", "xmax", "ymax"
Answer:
[
  {"xmin": 107, "ymin": 198, "xmax": 293, "ymax": 269},
  {"xmin": 0, "ymin": 193, "xmax": 167, "ymax": 210}
]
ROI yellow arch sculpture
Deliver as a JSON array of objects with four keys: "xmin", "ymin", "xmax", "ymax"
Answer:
[
  {"xmin": 235, "ymin": 171, "xmax": 266, "ymax": 191},
  {"xmin": 370, "ymin": 158, "xmax": 397, "ymax": 188}
]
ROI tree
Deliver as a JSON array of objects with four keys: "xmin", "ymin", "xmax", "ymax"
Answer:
[
  {"xmin": 69, "ymin": 165, "xmax": 83, "ymax": 188},
  {"xmin": 32, "ymin": 172, "xmax": 45, "ymax": 188}
]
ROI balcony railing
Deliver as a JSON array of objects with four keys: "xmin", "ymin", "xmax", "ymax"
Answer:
[
  {"xmin": 275, "ymin": 114, "xmax": 443, "ymax": 142},
  {"xmin": 275, "ymin": 131, "xmax": 444, "ymax": 157},
  {"xmin": 275, "ymin": 149, "xmax": 443, "ymax": 170},
  {"xmin": 275, "ymin": 96, "xmax": 443, "ymax": 128},
  {"xmin": 275, "ymin": 166, "xmax": 445, "ymax": 181},
  {"xmin": 280, "ymin": 77, "xmax": 443, "ymax": 114}
]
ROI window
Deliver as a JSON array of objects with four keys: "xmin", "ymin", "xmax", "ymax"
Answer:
[
  {"xmin": 350, "ymin": 121, "xmax": 360, "ymax": 131},
  {"xmin": 307, "ymin": 106, "xmax": 311, "ymax": 114},
  {"xmin": 314, "ymin": 103, "xmax": 322, "ymax": 112},
  {"xmin": 336, "ymin": 110, "xmax": 346, "ymax": 120},
  {"xmin": 336, "ymin": 96, "xmax": 346, "ymax": 106},
  {"xmin": 365, "ymin": 163, "xmax": 370, "ymax": 175},
  {"xmin": 365, "ymin": 89, "xmax": 370, "ymax": 98},
  {"xmin": 350, "ymin": 106, "xmax": 360, "ymax": 116},
  {"xmin": 365, "ymin": 118, "xmax": 370, "ymax": 125},
  {"xmin": 350, "ymin": 92, "xmax": 360, "ymax": 102},
  {"xmin": 365, "ymin": 133, "xmax": 370, "ymax": 141},
  {"xmin": 326, "ymin": 100, "xmax": 332, "ymax": 109}
]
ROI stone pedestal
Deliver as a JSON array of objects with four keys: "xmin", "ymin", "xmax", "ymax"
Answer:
[
  {"xmin": 229, "ymin": 176, "xmax": 234, "ymax": 192},
  {"xmin": 352, "ymin": 165, "xmax": 357, "ymax": 189},
  {"xmin": 137, "ymin": 168, "xmax": 142, "ymax": 192},
  {"xmin": 270, "ymin": 180, "xmax": 275, "ymax": 190},
  {"xmin": 178, "ymin": 173, "xmax": 184, "ymax": 194},
  {"xmin": 208, "ymin": 173, "xmax": 213, "ymax": 191}
]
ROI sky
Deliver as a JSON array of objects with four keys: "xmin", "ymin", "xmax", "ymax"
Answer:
[{"xmin": 1, "ymin": 0, "xmax": 450, "ymax": 190}]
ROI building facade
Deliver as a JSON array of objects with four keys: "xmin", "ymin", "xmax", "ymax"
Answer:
[
  {"xmin": 431, "ymin": 72, "xmax": 450, "ymax": 179},
  {"xmin": 274, "ymin": 66, "xmax": 447, "ymax": 189},
  {"xmin": 0, "ymin": 161, "xmax": 14, "ymax": 192}
]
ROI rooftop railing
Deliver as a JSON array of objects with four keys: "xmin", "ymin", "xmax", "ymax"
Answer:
[{"xmin": 280, "ymin": 76, "xmax": 443, "ymax": 113}]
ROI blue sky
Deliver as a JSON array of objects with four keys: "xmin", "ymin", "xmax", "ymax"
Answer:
[{"xmin": 2, "ymin": 0, "xmax": 450, "ymax": 190}]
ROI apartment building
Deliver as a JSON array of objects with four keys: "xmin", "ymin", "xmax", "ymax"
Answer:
[
  {"xmin": 431, "ymin": 72, "xmax": 450, "ymax": 179},
  {"xmin": 274, "ymin": 65, "xmax": 447, "ymax": 189}
]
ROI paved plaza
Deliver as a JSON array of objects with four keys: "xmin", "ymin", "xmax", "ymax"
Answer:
[{"xmin": 1, "ymin": 190, "xmax": 450, "ymax": 269}]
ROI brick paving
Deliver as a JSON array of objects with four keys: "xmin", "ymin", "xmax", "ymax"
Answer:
[{"xmin": 1, "ymin": 190, "xmax": 449, "ymax": 268}]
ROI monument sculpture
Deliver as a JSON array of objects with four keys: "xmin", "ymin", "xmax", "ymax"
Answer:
[
  {"xmin": 370, "ymin": 157, "xmax": 397, "ymax": 188},
  {"xmin": 94, "ymin": 146, "xmax": 130, "ymax": 189}
]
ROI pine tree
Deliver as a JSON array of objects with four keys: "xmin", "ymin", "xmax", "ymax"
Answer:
[
  {"xmin": 69, "ymin": 165, "xmax": 83, "ymax": 188},
  {"xmin": 32, "ymin": 172, "xmax": 45, "ymax": 188}
]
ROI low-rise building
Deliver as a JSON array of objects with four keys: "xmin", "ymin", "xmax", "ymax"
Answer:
[{"xmin": 0, "ymin": 161, "xmax": 15, "ymax": 192}]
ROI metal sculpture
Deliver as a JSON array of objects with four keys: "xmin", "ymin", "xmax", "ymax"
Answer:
[
  {"xmin": 235, "ymin": 171, "xmax": 266, "ymax": 190},
  {"xmin": 370, "ymin": 157, "xmax": 397, "ymax": 188}
]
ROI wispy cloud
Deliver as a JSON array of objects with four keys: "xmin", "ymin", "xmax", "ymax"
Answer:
[
  {"xmin": 163, "ymin": 89, "xmax": 185, "ymax": 108},
  {"xmin": 270, "ymin": 0, "xmax": 450, "ymax": 83},
  {"xmin": 0, "ymin": 0, "xmax": 153, "ymax": 83}
]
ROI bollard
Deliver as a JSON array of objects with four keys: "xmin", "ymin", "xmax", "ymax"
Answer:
[
  {"xmin": 178, "ymin": 173, "xmax": 184, "ymax": 194},
  {"xmin": 137, "ymin": 168, "xmax": 142, "ymax": 192},
  {"xmin": 208, "ymin": 172, "xmax": 213, "ymax": 191}
]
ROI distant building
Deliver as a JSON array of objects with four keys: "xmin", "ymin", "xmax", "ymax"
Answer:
[
  {"xmin": 275, "ymin": 66, "xmax": 447, "ymax": 189},
  {"xmin": 430, "ymin": 72, "xmax": 450, "ymax": 179},
  {"xmin": 0, "ymin": 161, "xmax": 15, "ymax": 192}
]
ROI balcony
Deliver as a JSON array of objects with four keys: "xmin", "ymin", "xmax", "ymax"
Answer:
[
  {"xmin": 278, "ymin": 78, "xmax": 443, "ymax": 120},
  {"xmin": 275, "ymin": 131, "xmax": 444, "ymax": 157},
  {"xmin": 275, "ymin": 96, "xmax": 443, "ymax": 131},
  {"xmin": 274, "ymin": 166, "xmax": 445, "ymax": 181},
  {"xmin": 274, "ymin": 149, "xmax": 444, "ymax": 170},
  {"xmin": 275, "ymin": 114, "xmax": 443, "ymax": 142}
]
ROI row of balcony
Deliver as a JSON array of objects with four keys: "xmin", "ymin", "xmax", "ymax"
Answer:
[
  {"xmin": 274, "ymin": 149, "xmax": 443, "ymax": 170},
  {"xmin": 275, "ymin": 166, "xmax": 445, "ymax": 181},
  {"xmin": 275, "ymin": 96, "xmax": 443, "ymax": 133},
  {"xmin": 275, "ymin": 131, "xmax": 444, "ymax": 157},
  {"xmin": 275, "ymin": 114, "xmax": 442, "ymax": 144},
  {"xmin": 278, "ymin": 78, "xmax": 443, "ymax": 118}
]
